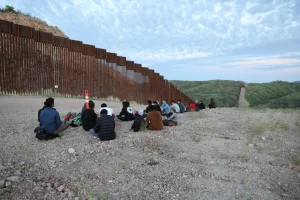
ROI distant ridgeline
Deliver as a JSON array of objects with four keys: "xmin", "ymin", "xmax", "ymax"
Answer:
[{"xmin": 171, "ymin": 80, "xmax": 300, "ymax": 109}]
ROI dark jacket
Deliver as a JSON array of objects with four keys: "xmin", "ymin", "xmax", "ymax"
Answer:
[
  {"xmin": 153, "ymin": 105, "xmax": 162, "ymax": 115},
  {"xmin": 93, "ymin": 115, "xmax": 116, "ymax": 140},
  {"xmin": 118, "ymin": 101, "xmax": 134, "ymax": 121},
  {"xmin": 38, "ymin": 106, "xmax": 46, "ymax": 125},
  {"xmin": 40, "ymin": 107, "xmax": 62, "ymax": 133},
  {"xmin": 178, "ymin": 102, "xmax": 185, "ymax": 113},
  {"xmin": 199, "ymin": 102, "xmax": 205, "ymax": 110},
  {"xmin": 82, "ymin": 109, "xmax": 97, "ymax": 131}
]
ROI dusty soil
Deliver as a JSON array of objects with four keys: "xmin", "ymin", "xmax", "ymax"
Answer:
[
  {"xmin": 0, "ymin": 12, "xmax": 67, "ymax": 37},
  {"xmin": 0, "ymin": 96, "xmax": 299, "ymax": 200}
]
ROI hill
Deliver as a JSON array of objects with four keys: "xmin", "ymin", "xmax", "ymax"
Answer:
[
  {"xmin": 171, "ymin": 80, "xmax": 300, "ymax": 108},
  {"xmin": 0, "ymin": 5, "xmax": 67, "ymax": 37},
  {"xmin": 171, "ymin": 80, "xmax": 243, "ymax": 107},
  {"xmin": 246, "ymin": 81, "xmax": 300, "ymax": 108}
]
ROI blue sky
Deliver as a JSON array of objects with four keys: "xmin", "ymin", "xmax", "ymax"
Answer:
[{"xmin": 1, "ymin": 0, "xmax": 300, "ymax": 83}]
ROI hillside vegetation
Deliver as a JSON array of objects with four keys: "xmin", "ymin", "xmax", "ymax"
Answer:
[
  {"xmin": 171, "ymin": 80, "xmax": 243, "ymax": 107},
  {"xmin": 171, "ymin": 80, "xmax": 300, "ymax": 108},
  {"xmin": 0, "ymin": 5, "xmax": 67, "ymax": 37},
  {"xmin": 246, "ymin": 81, "xmax": 300, "ymax": 108}
]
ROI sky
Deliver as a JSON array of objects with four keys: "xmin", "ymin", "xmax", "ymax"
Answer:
[{"xmin": 1, "ymin": 0, "xmax": 300, "ymax": 83}]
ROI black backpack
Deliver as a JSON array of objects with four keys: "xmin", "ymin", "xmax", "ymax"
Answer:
[{"xmin": 131, "ymin": 117, "xmax": 146, "ymax": 132}]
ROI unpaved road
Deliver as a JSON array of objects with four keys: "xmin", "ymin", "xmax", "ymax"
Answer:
[{"xmin": 0, "ymin": 96, "xmax": 299, "ymax": 200}]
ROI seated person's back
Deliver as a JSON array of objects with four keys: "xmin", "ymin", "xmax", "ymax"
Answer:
[
  {"xmin": 91, "ymin": 109, "xmax": 116, "ymax": 141},
  {"xmin": 146, "ymin": 105, "xmax": 163, "ymax": 131},
  {"xmin": 82, "ymin": 101, "xmax": 97, "ymax": 131},
  {"xmin": 40, "ymin": 97, "xmax": 69, "ymax": 136}
]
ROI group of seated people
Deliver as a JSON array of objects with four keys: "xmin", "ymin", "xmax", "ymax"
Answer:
[{"xmin": 37, "ymin": 97, "xmax": 216, "ymax": 141}]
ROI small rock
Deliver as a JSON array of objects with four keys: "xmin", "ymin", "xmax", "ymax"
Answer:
[
  {"xmin": 47, "ymin": 183, "xmax": 52, "ymax": 188},
  {"xmin": 5, "ymin": 181, "xmax": 12, "ymax": 188},
  {"xmin": 262, "ymin": 137, "xmax": 266, "ymax": 140},
  {"xmin": 68, "ymin": 191, "xmax": 74, "ymax": 198},
  {"xmin": 20, "ymin": 161, "xmax": 25, "ymax": 165},
  {"xmin": 6, "ymin": 176, "xmax": 20, "ymax": 182},
  {"xmin": 248, "ymin": 143, "xmax": 254, "ymax": 147},
  {"xmin": 108, "ymin": 180, "xmax": 114, "ymax": 183},
  {"xmin": 14, "ymin": 170, "xmax": 22, "ymax": 176},
  {"xmin": 68, "ymin": 148, "xmax": 75, "ymax": 154},
  {"xmin": 74, "ymin": 197, "xmax": 80, "ymax": 200},
  {"xmin": 57, "ymin": 185, "xmax": 65, "ymax": 192},
  {"xmin": 0, "ymin": 180, "xmax": 5, "ymax": 188}
]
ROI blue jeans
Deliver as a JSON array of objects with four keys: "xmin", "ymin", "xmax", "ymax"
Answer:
[{"xmin": 89, "ymin": 129, "xmax": 100, "ymax": 138}]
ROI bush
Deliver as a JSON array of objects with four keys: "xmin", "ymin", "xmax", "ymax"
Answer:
[{"xmin": 3, "ymin": 5, "xmax": 16, "ymax": 13}]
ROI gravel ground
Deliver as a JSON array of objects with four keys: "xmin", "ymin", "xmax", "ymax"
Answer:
[{"xmin": 0, "ymin": 96, "xmax": 299, "ymax": 200}]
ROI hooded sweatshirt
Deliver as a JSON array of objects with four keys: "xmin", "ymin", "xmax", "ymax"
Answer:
[
  {"xmin": 118, "ymin": 101, "xmax": 134, "ymax": 121},
  {"xmin": 162, "ymin": 101, "xmax": 171, "ymax": 115}
]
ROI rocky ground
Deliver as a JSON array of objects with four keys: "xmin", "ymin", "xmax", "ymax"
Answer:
[{"xmin": 0, "ymin": 96, "xmax": 299, "ymax": 200}]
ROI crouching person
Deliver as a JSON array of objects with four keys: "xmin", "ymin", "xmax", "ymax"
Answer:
[
  {"xmin": 131, "ymin": 109, "xmax": 146, "ymax": 132},
  {"xmin": 37, "ymin": 97, "xmax": 69, "ymax": 140},
  {"xmin": 163, "ymin": 112, "xmax": 178, "ymax": 126},
  {"xmin": 90, "ymin": 109, "xmax": 116, "ymax": 141}
]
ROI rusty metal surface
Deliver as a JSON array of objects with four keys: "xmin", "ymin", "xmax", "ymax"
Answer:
[{"xmin": 0, "ymin": 20, "xmax": 193, "ymax": 104}]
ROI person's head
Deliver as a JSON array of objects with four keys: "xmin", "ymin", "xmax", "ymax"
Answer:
[
  {"xmin": 162, "ymin": 101, "xmax": 166, "ymax": 105},
  {"xmin": 44, "ymin": 97, "xmax": 54, "ymax": 108},
  {"xmin": 177, "ymin": 99, "xmax": 181, "ymax": 103},
  {"xmin": 100, "ymin": 109, "xmax": 108, "ymax": 116},
  {"xmin": 101, "ymin": 103, "xmax": 107, "ymax": 108},
  {"xmin": 148, "ymin": 105, "xmax": 156, "ymax": 112},
  {"xmin": 199, "ymin": 100, "xmax": 203, "ymax": 103},
  {"xmin": 211, "ymin": 98, "xmax": 214, "ymax": 101},
  {"xmin": 153, "ymin": 101, "xmax": 158, "ymax": 105},
  {"xmin": 122, "ymin": 101, "xmax": 130, "ymax": 108},
  {"xmin": 147, "ymin": 100, "xmax": 152, "ymax": 105},
  {"xmin": 89, "ymin": 101, "xmax": 95, "ymax": 109},
  {"xmin": 171, "ymin": 100, "xmax": 176, "ymax": 104}
]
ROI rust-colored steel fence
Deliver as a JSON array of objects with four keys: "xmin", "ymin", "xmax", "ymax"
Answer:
[{"xmin": 0, "ymin": 20, "xmax": 193, "ymax": 104}]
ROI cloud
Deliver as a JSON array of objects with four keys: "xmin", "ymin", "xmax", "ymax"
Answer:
[{"xmin": 227, "ymin": 58, "xmax": 300, "ymax": 68}]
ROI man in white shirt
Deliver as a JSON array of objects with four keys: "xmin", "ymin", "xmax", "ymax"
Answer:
[
  {"xmin": 99, "ymin": 103, "xmax": 115, "ymax": 118},
  {"xmin": 170, "ymin": 100, "xmax": 180, "ymax": 113}
]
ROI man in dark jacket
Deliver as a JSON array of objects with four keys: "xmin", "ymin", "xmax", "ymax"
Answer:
[
  {"xmin": 117, "ymin": 101, "xmax": 135, "ymax": 121},
  {"xmin": 145, "ymin": 100, "xmax": 152, "ymax": 114},
  {"xmin": 82, "ymin": 101, "xmax": 97, "ymax": 131},
  {"xmin": 90, "ymin": 109, "xmax": 116, "ymax": 141}
]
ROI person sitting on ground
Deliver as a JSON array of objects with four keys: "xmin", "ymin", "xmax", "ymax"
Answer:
[
  {"xmin": 177, "ymin": 99, "xmax": 185, "ymax": 113},
  {"xmin": 209, "ymin": 98, "xmax": 216, "ymax": 109},
  {"xmin": 153, "ymin": 100, "xmax": 162, "ymax": 115},
  {"xmin": 162, "ymin": 101, "xmax": 171, "ymax": 116},
  {"xmin": 90, "ymin": 109, "xmax": 116, "ymax": 141},
  {"xmin": 131, "ymin": 109, "xmax": 146, "ymax": 132},
  {"xmin": 117, "ymin": 100, "xmax": 135, "ymax": 121},
  {"xmin": 40, "ymin": 97, "xmax": 69, "ymax": 138},
  {"xmin": 199, "ymin": 100, "xmax": 206, "ymax": 110},
  {"xmin": 82, "ymin": 101, "xmax": 97, "ymax": 131},
  {"xmin": 163, "ymin": 111, "xmax": 178, "ymax": 126},
  {"xmin": 145, "ymin": 100, "xmax": 152, "ymax": 114},
  {"xmin": 99, "ymin": 103, "xmax": 115, "ymax": 118},
  {"xmin": 38, "ymin": 102, "xmax": 47, "ymax": 126},
  {"xmin": 170, "ymin": 100, "xmax": 180, "ymax": 113},
  {"xmin": 186, "ymin": 101, "xmax": 196, "ymax": 112},
  {"xmin": 146, "ymin": 105, "xmax": 163, "ymax": 131}
]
